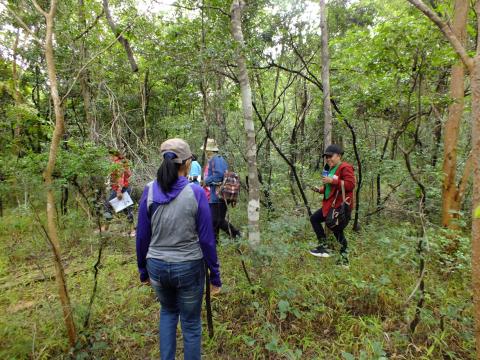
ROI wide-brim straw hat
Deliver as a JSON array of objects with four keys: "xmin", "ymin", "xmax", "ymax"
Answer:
[{"xmin": 200, "ymin": 138, "xmax": 219, "ymax": 152}]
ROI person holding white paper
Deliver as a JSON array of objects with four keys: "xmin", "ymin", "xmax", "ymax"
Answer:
[{"xmin": 103, "ymin": 149, "xmax": 135, "ymax": 236}]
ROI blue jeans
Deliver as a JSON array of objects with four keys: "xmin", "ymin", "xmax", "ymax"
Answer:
[{"xmin": 146, "ymin": 258, "xmax": 205, "ymax": 360}]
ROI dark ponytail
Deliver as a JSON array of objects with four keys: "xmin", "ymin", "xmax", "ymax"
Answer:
[{"xmin": 157, "ymin": 152, "xmax": 180, "ymax": 193}]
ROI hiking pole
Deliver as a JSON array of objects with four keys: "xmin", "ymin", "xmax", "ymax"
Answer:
[
  {"xmin": 223, "ymin": 197, "xmax": 253, "ymax": 287},
  {"xmin": 235, "ymin": 246, "xmax": 253, "ymax": 287},
  {"xmin": 204, "ymin": 261, "xmax": 214, "ymax": 338}
]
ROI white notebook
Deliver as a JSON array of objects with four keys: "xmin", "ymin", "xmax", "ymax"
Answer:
[{"xmin": 109, "ymin": 191, "xmax": 134, "ymax": 213}]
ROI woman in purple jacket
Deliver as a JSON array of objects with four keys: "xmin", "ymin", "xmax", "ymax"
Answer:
[{"xmin": 136, "ymin": 138, "xmax": 221, "ymax": 360}]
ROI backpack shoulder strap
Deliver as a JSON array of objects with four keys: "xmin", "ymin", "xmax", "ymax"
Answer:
[{"xmin": 146, "ymin": 180, "xmax": 154, "ymax": 215}]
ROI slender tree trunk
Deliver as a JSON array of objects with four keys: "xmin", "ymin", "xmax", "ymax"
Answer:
[
  {"xmin": 78, "ymin": 0, "xmax": 97, "ymax": 143},
  {"xmin": 431, "ymin": 105, "xmax": 443, "ymax": 167},
  {"xmin": 140, "ymin": 68, "xmax": 150, "ymax": 142},
  {"xmin": 230, "ymin": 0, "xmax": 261, "ymax": 246},
  {"xmin": 441, "ymin": 0, "xmax": 468, "ymax": 227},
  {"xmin": 406, "ymin": 0, "xmax": 479, "ymax": 354},
  {"xmin": 12, "ymin": 30, "xmax": 22, "ymax": 109},
  {"xmin": 472, "ymin": 55, "xmax": 480, "ymax": 360},
  {"xmin": 34, "ymin": 0, "xmax": 77, "ymax": 346},
  {"xmin": 12, "ymin": 30, "xmax": 23, "ymax": 153},
  {"xmin": 214, "ymin": 74, "xmax": 228, "ymax": 148},
  {"xmin": 320, "ymin": 0, "xmax": 333, "ymax": 151},
  {"xmin": 102, "ymin": 0, "xmax": 138, "ymax": 72},
  {"xmin": 471, "ymin": 2, "xmax": 480, "ymax": 347},
  {"xmin": 200, "ymin": 2, "xmax": 210, "ymax": 166}
]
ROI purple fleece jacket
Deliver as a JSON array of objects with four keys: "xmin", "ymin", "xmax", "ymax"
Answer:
[{"xmin": 136, "ymin": 176, "xmax": 221, "ymax": 287}]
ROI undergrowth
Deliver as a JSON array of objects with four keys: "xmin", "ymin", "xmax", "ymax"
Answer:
[{"xmin": 0, "ymin": 206, "xmax": 474, "ymax": 359}]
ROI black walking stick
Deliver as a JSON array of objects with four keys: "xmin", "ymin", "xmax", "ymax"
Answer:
[{"xmin": 204, "ymin": 262, "xmax": 214, "ymax": 338}]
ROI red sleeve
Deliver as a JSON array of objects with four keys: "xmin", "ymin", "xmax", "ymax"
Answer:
[{"xmin": 119, "ymin": 168, "xmax": 131, "ymax": 188}]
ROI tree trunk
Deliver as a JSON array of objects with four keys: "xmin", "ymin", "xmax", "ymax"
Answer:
[
  {"xmin": 140, "ymin": 68, "xmax": 150, "ymax": 142},
  {"xmin": 471, "ymin": 54, "xmax": 480, "ymax": 360},
  {"xmin": 441, "ymin": 0, "xmax": 469, "ymax": 227},
  {"xmin": 35, "ymin": 0, "xmax": 77, "ymax": 346},
  {"xmin": 406, "ymin": 0, "xmax": 480, "ymax": 354},
  {"xmin": 320, "ymin": 0, "xmax": 333, "ymax": 151},
  {"xmin": 78, "ymin": 0, "xmax": 98, "ymax": 143},
  {"xmin": 230, "ymin": 0, "xmax": 261, "ymax": 246},
  {"xmin": 102, "ymin": 0, "xmax": 138, "ymax": 72},
  {"xmin": 215, "ymin": 74, "xmax": 228, "ymax": 147}
]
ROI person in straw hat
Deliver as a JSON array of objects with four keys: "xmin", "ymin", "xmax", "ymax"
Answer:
[{"xmin": 202, "ymin": 138, "xmax": 241, "ymax": 240}]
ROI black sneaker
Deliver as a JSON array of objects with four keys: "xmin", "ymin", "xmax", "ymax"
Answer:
[
  {"xmin": 336, "ymin": 254, "xmax": 349, "ymax": 268},
  {"xmin": 309, "ymin": 246, "xmax": 330, "ymax": 258}
]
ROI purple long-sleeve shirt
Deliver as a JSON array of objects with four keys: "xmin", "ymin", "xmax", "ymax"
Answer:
[{"xmin": 136, "ymin": 177, "xmax": 221, "ymax": 287}]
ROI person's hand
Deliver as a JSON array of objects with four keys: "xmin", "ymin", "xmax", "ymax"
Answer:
[
  {"xmin": 211, "ymin": 285, "xmax": 221, "ymax": 296},
  {"xmin": 322, "ymin": 176, "xmax": 334, "ymax": 184},
  {"xmin": 116, "ymin": 191, "xmax": 123, "ymax": 200}
]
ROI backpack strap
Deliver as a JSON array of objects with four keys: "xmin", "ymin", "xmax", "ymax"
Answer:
[
  {"xmin": 146, "ymin": 181, "xmax": 154, "ymax": 217},
  {"xmin": 332, "ymin": 180, "xmax": 347, "ymax": 208}
]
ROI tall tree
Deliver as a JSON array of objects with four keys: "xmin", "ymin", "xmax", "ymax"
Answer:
[
  {"xmin": 230, "ymin": 0, "xmax": 261, "ymax": 246},
  {"xmin": 320, "ymin": 0, "xmax": 333, "ymax": 151},
  {"xmin": 78, "ymin": 0, "xmax": 98, "ymax": 143},
  {"xmin": 406, "ymin": 0, "xmax": 479, "ymax": 355},
  {"xmin": 32, "ymin": 0, "xmax": 77, "ymax": 346},
  {"xmin": 11, "ymin": 30, "xmax": 22, "ymax": 149},
  {"xmin": 441, "ymin": 0, "xmax": 470, "ymax": 228}
]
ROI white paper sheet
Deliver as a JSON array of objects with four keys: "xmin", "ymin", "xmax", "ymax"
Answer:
[{"xmin": 109, "ymin": 191, "xmax": 134, "ymax": 213}]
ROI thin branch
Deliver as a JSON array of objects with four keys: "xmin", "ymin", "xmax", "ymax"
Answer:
[
  {"xmin": 253, "ymin": 101, "xmax": 312, "ymax": 216},
  {"xmin": 73, "ymin": 9, "xmax": 105, "ymax": 41},
  {"xmin": 6, "ymin": 7, "xmax": 43, "ymax": 45}
]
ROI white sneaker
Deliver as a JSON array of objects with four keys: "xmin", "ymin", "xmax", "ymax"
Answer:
[{"xmin": 309, "ymin": 246, "xmax": 330, "ymax": 258}]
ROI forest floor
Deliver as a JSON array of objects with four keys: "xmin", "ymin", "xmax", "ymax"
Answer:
[{"xmin": 0, "ymin": 205, "xmax": 474, "ymax": 359}]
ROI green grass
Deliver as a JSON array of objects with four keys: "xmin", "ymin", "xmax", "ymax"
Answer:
[{"xmin": 0, "ymin": 206, "xmax": 474, "ymax": 359}]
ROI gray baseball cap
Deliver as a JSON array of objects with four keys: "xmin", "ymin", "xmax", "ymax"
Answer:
[{"xmin": 160, "ymin": 138, "xmax": 193, "ymax": 164}]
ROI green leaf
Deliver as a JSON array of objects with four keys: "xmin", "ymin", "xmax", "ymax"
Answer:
[
  {"xmin": 342, "ymin": 352, "xmax": 355, "ymax": 360},
  {"xmin": 91, "ymin": 341, "xmax": 108, "ymax": 351},
  {"xmin": 278, "ymin": 300, "xmax": 290, "ymax": 319}
]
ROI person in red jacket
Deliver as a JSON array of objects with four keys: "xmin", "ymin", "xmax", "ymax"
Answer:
[
  {"xmin": 103, "ymin": 150, "xmax": 135, "ymax": 236},
  {"xmin": 310, "ymin": 144, "xmax": 355, "ymax": 266}
]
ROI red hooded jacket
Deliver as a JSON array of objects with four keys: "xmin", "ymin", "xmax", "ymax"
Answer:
[{"xmin": 319, "ymin": 162, "xmax": 355, "ymax": 217}]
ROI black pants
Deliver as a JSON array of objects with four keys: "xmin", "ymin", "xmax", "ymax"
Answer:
[
  {"xmin": 209, "ymin": 202, "xmax": 240, "ymax": 239},
  {"xmin": 310, "ymin": 208, "xmax": 347, "ymax": 254}
]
